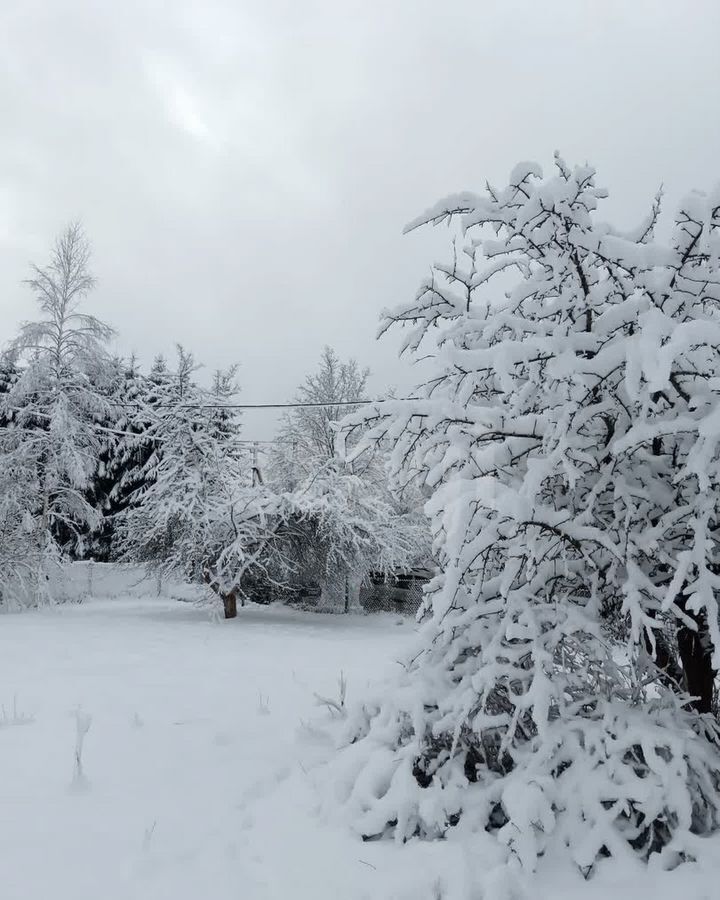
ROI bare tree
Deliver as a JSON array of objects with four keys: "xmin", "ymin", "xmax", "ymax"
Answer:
[
  {"xmin": 19, "ymin": 222, "xmax": 113, "ymax": 377},
  {"xmin": 274, "ymin": 346, "xmax": 369, "ymax": 486}
]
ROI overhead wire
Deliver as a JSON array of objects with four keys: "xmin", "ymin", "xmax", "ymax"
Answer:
[
  {"xmin": 115, "ymin": 398, "xmax": 404, "ymax": 410},
  {"xmin": 5, "ymin": 396, "xmax": 412, "ymax": 443}
]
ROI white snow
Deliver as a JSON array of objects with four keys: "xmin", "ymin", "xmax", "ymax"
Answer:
[{"xmin": 2, "ymin": 564, "xmax": 720, "ymax": 900}]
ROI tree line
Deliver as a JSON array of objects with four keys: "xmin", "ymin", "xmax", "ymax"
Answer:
[{"xmin": 0, "ymin": 224, "xmax": 429, "ymax": 615}]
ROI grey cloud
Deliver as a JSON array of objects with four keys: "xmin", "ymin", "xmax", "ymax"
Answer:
[{"xmin": 1, "ymin": 0, "xmax": 718, "ymax": 438}]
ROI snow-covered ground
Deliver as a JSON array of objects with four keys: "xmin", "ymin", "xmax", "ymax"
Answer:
[{"xmin": 2, "ymin": 565, "xmax": 720, "ymax": 900}]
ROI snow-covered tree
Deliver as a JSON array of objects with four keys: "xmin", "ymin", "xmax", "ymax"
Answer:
[
  {"xmin": 332, "ymin": 158, "xmax": 720, "ymax": 872},
  {"xmin": 0, "ymin": 440, "xmax": 49, "ymax": 608},
  {"xmin": 76, "ymin": 354, "xmax": 133, "ymax": 560},
  {"xmin": 277, "ymin": 458, "xmax": 426, "ymax": 611},
  {"xmin": 94, "ymin": 353, "xmax": 174, "ymax": 561},
  {"xmin": 0, "ymin": 223, "xmax": 114, "ymax": 603},
  {"xmin": 117, "ymin": 347, "xmax": 279, "ymax": 617},
  {"xmin": 99, "ymin": 355, "xmax": 152, "ymax": 533},
  {"xmin": 0, "ymin": 360, "xmax": 19, "ymax": 425},
  {"xmin": 269, "ymin": 347, "xmax": 427, "ymax": 610},
  {"xmin": 273, "ymin": 346, "xmax": 369, "ymax": 489},
  {"xmin": 207, "ymin": 365, "xmax": 242, "ymax": 443}
]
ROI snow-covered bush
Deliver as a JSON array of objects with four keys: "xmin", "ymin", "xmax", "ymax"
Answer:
[
  {"xmin": 332, "ymin": 157, "xmax": 720, "ymax": 871},
  {"xmin": 280, "ymin": 458, "xmax": 426, "ymax": 611}
]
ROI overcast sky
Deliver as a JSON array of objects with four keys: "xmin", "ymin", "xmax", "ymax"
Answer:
[{"xmin": 1, "ymin": 0, "xmax": 719, "ymax": 438}]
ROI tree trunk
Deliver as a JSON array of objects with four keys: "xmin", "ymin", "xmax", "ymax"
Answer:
[
  {"xmin": 202, "ymin": 567, "xmax": 238, "ymax": 620},
  {"xmin": 677, "ymin": 595, "xmax": 716, "ymax": 714},
  {"xmin": 223, "ymin": 591, "xmax": 237, "ymax": 619},
  {"xmin": 645, "ymin": 626, "xmax": 684, "ymax": 690},
  {"xmin": 653, "ymin": 631, "xmax": 684, "ymax": 688}
]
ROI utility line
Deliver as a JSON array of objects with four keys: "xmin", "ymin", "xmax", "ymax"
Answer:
[
  {"xmin": 6, "ymin": 395, "xmax": 412, "ymax": 413},
  {"xmin": 121, "ymin": 399, "xmax": 399, "ymax": 410},
  {"xmin": 6, "ymin": 397, "xmax": 414, "ymax": 443},
  {"xmin": 6, "ymin": 395, "xmax": 406, "ymax": 442},
  {"xmin": 7, "ymin": 410, "xmax": 298, "ymax": 444}
]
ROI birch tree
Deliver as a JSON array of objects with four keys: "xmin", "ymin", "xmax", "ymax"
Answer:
[{"xmin": 0, "ymin": 223, "xmax": 114, "ymax": 602}]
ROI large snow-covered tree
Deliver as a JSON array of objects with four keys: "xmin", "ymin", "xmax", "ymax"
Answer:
[
  {"xmin": 0, "ymin": 223, "xmax": 114, "ymax": 603},
  {"xmin": 98, "ymin": 353, "xmax": 191, "ymax": 561},
  {"xmin": 93, "ymin": 355, "xmax": 153, "ymax": 557},
  {"xmin": 116, "ymin": 347, "xmax": 280, "ymax": 618},
  {"xmin": 332, "ymin": 158, "xmax": 720, "ymax": 872}
]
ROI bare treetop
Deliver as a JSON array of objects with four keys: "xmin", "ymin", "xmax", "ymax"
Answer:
[{"xmin": 14, "ymin": 223, "xmax": 114, "ymax": 374}]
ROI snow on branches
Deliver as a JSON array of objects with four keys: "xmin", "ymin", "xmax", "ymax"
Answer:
[
  {"xmin": 0, "ymin": 224, "xmax": 114, "ymax": 604},
  {"xmin": 279, "ymin": 457, "xmax": 425, "ymax": 610},
  {"xmin": 115, "ymin": 347, "xmax": 281, "ymax": 618},
  {"xmin": 331, "ymin": 156, "xmax": 720, "ymax": 871},
  {"xmin": 269, "ymin": 346, "xmax": 429, "ymax": 610}
]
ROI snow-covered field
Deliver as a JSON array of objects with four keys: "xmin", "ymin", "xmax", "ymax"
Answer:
[{"xmin": 2, "ymin": 565, "xmax": 720, "ymax": 900}]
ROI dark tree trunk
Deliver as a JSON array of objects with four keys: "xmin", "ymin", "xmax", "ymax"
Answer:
[
  {"xmin": 202, "ymin": 567, "xmax": 238, "ymax": 620},
  {"xmin": 223, "ymin": 591, "xmax": 237, "ymax": 619},
  {"xmin": 677, "ymin": 595, "xmax": 716, "ymax": 714},
  {"xmin": 646, "ymin": 628, "xmax": 684, "ymax": 690}
]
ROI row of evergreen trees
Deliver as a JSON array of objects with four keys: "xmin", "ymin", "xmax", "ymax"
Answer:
[{"xmin": 0, "ymin": 224, "xmax": 428, "ymax": 614}]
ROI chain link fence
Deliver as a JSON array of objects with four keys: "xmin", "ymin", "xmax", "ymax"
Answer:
[{"xmin": 359, "ymin": 573, "xmax": 428, "ymax": 616}]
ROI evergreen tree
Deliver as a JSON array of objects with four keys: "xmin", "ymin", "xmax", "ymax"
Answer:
[
  {"xmin": 207, "ymin": 365, "xmax": 243, "ymax": 445},
  {"xmin": 92, "ymin": 353, "xmax": 177, "ymax": 562},
  {"xmin": 85, "ymin": 354, "xmax": 147, "ymax": 559}
]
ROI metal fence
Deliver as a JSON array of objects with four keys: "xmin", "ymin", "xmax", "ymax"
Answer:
[{"xmin": 359, "ymin": 573, "xmax": 427, "ymax": 616}]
